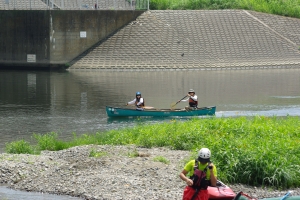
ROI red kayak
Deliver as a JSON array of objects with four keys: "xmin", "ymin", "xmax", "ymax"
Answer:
[{"xmin": 208, "ymin": 180, "xmax": 236, "ymax": 200}]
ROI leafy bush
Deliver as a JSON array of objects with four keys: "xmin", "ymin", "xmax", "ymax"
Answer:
[{"xmin": 5, "ymin": 140, "xmax": 35, "ymax": 154}]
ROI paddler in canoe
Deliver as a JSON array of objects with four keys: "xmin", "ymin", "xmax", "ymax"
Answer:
[
  {"xmin": 176, "ymin": 89, "xmax": 198, "ymax": 110},
  {"xmin": 126, "ymin": 91, "xmax": 145, "ymax": 110}
]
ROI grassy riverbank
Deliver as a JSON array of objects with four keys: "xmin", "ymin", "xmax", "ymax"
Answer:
[
  {"xmin": 150, "ymin": 0, "xmax": 300, "ymax": 18},
  {"xmin": 5, "ymin": 116, "xmax": 300, "ymax": 189}
]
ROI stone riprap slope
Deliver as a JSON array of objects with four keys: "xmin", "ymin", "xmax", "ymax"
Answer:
[
  {"xmin": 70, "ymin": 10, "xmax": 300, "ymax": 70},
  {"xmin": 1, "ymin": 145, "xmax": 300, "ymax": 199},
  {"xmin": 0, "ymin": 0, "xmax": 48, "ymax": 10}
]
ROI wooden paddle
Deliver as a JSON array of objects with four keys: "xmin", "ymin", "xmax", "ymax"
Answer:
[
  {"xmin": 171, "ymin": 95, "xmax": 187, "ymax": 109},
  {"xmin": 126, "ymin": 104, "xmax": 155, "ymax": 110}
]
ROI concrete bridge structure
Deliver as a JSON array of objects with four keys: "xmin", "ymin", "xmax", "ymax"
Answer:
[
  {"xmin": 1, "ymin": 0, "xmax": 300, "ymax": 70},
  {"xmin": 0, "ymin": 0, "xmax": 145, "ymax": 69}
]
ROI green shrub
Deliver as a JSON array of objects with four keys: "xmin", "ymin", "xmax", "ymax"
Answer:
[
  {"xmin": 33, "ymin": 132, "xmax": 68, "ymax": 151},
  {"xmin": 150, "ymin": 0, "xmax": 300, "ymax": 19},
  {"xmin": 5, "ymin": 140, "xmax": 35, "ymax": 154}
]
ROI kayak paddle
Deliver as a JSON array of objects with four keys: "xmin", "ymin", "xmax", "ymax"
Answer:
[
  {"xmin": 171, "ymin": 95, "xmax": 187, "ymax": 109},
  {"xmin": 280, "ymin": 191, "xmax": 292, "ymax": 200}
]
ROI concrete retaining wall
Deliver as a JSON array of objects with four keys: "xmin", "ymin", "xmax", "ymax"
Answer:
[
  {"xmin": 0, "ymin": 10, "xmax": 144, "ymax": 69},
  {"xmin": 0, "ymin": 11, "xmax": 50, "ymax": 67}
]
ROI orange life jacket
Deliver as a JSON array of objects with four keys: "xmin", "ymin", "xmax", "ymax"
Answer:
[{"xmin": 189, "ymin": 97, "xmax": 198, "ymax": 107}]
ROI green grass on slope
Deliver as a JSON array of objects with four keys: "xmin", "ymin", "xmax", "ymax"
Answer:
[
  {"xmin": 150, "ymin": 0, "xmax": 300, "ymax": 19},
  {"xmin": 5, "ymin": 116, "xmax": 300, "ymax": 189}
]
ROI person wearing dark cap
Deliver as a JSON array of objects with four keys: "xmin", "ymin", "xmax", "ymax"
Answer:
[
  {"xmin": 179, "ymin": 148, "xmax": 217, "ymax": 200},
  {"xmin": 178, "ymin": 89, "xmax": 198, "ymax": 110}
]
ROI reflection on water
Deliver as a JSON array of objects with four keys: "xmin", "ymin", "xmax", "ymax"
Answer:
[
  {"xmin": 0, "ymin": 69, "xmax": 299, "ymax": 148},
  {"xmin": 0, "ymin": 69, "xmax": 300, "ymax": 150},
  {"xmin": 271, "ymin": 96, "xmax": 300, "ymax": 99},
  {"xmin": 0, "ymin": 68, "xmax": 300, "ymax": 199},
  {"xmin": 0, "ymin": 186, "xmax": 81, "ymax": 200}
]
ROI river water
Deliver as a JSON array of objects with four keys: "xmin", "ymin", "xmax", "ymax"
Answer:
[
  {"xmin": 0, "ymin": 184, "xmax": 81, "ymax": 200},
  {"xmin": 0, "ymin": 68, "xmax": 300, "ymax": 199}
]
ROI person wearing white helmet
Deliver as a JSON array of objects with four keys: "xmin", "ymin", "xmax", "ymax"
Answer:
[
  {"xmin": 180, "ymin": 148, "xmax": 217, "ymax": 200},
  {"xmin": 126, "ymin": 91, "xmax": 145, "ymax": 110},
  {"xmin": 178, "ymin": 89, "xmax": 198, "ymax": 110}
]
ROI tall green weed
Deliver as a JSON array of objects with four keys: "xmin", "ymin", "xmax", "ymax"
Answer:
[
  {"xmin": 5, "ymin": 116, "xmax": 300, "ymax": 188},
  {"xmin": 150, "ymin": 0, "xmax": 300, "ymax": 18}
]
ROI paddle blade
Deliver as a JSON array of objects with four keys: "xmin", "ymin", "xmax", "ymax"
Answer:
[
  {"xmin": 143, "ymin": 106, "xmax": 155, "ymax": 110},
  {"xmin": 171, "ymin": 95, "xmax": 187, "ymax": 109},
  {"xmin": 171, "ymin": 102, "xmax": 177, "ymax": 108},
  {"xmin": 233, "ymin": 192, "xmax": 257, "ymax": 200}
]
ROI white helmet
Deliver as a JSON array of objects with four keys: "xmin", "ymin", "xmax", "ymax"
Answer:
[{"xmin": 198, "ymin": 148, "xmax": 211, "ymax": 162}]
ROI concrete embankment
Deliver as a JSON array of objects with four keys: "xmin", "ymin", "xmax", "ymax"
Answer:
[
  {"xmin": 69, "ymin": 10, "xmax": 300, "ymax": 70},
  {"xmin": 1, "ymin": 9, "xmax": 300, "ymax": 70},
  {"xmin": 0, "ymin": 10, "xmax": 143, "ymax": 69}
]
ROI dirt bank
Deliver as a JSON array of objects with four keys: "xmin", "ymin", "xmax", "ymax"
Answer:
[{"xmin": 0, "ymin": 145, "xmax": 299, "ymax": 199}]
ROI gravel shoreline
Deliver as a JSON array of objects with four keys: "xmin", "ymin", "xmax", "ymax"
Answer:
[{"xmin": 0, "ymin": 145, "xmax": 299, "ymax": 199}]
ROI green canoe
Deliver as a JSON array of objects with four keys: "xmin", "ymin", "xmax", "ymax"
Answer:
[
  {"xmin": 237, "ymin": 196, "xmax": 300, "ymax": 200},
  {"xmin": 106, "ymin": 106, "xmax": 216, "ymax": 117},
  {"xmin": 235, "ymin": 191, "xmax": 299, "ymax": 200},
  {"xmin": 260, "ymin": 198, "xmax": 300, "ymax": 200}
]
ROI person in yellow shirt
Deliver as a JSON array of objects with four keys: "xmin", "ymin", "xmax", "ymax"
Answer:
[{"xmin": 179, "ymin": 148, "xmax": 217, "ymax": 200}]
